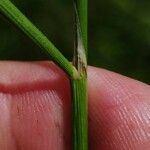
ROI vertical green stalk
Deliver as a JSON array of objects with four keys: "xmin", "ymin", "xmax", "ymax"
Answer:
[
  {"xmin": 72, "ymin": 76, "xmax": 88, "ymax": 150},
  {"xmin": 72, "ymin": 0, "xmax": 88, "ymax": 150},
  {"xmin": 74, "ymin": 0, "xmax": 88, "ymax": 52}
]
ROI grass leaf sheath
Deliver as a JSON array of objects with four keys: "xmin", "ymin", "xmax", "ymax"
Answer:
[{"xmin": 72, "ymin": 77, "xmax": 88, "ymax": 150}]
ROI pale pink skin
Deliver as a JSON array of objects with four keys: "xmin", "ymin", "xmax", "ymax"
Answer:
[{"xmin": 0, "ymin": 61, "xmax": 149, "ymax": 150}]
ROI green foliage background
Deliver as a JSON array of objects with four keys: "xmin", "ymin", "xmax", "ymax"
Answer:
[{"xmin": 0, "ymin": 0, "xmax": 150, "ymax": 83}]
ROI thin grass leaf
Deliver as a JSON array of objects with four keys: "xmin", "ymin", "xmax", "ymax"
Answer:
[{"xmin": 0, "ymin": 0, "xmax": 77, "ymax": 77}]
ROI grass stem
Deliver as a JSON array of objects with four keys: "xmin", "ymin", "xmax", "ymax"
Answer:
[{"xmin": 72, "ymin": 0, "xmax": 88, "ymax": 149}]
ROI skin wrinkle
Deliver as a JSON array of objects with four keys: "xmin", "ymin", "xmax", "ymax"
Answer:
[
  {"xmin": 0, "ymin": 93, "xmax": 16, "ymax": 149},
  {"xmin": 134, "ymin": 104, "xmax": 150, "ymax": 141},
  {"xmin": 11, "ymin": 89, "xmax": 70, "ymax": 149}
]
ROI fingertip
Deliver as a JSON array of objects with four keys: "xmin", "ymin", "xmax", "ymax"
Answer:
[
  {"xmin": 88, "ymin": 66, "xmax": 150, "ymax": 109},
  {"xmin": 88, "ymin": 67, "xmax": 150, "ymax": 150}
]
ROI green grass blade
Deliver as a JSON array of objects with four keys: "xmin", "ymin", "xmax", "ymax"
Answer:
[{"xmin": 0, "ymin": 0, "xmax": 77, "ymax": 77}]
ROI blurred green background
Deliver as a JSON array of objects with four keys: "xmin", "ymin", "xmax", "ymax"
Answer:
[{"xmin": 0, "ymin": 0, "xmax": 150, "ymax": 83}]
